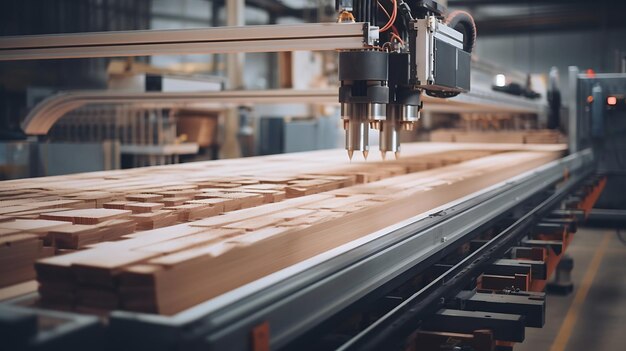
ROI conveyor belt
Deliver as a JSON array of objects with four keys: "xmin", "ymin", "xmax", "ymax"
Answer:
[{"xmin": 0, "ymin": 147, "xmax": 594, "ymax": 351}]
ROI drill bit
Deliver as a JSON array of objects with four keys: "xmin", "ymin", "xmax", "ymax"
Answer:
[
  {"xmin": 347, "ymin": 149, "xmax": 354, "ymax": 161},
  {"xmin": 394, "ymin": 151, "xmax": 400, "ymax": 160},
  {"xmin": 379, "ymin": 112, "xmax": 400, "ymax": 157},
  {"xmin": 363, "ymin": 150, "xmax": 369, "ymax": 160},
  {"xmin": 345, "ymin": 107, "xmax": 369, "ymax": 161},
  {"xmin": 381, "ymin": 151, "xmax": 387, "ymax": 161}
]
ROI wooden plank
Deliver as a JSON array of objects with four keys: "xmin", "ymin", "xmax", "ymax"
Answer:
[
  {"xmin": 224, "ymin": 217, "xmax": 285, "ymax": 231},
  {"xmin": 0, "ymin": 205, "xmax": 35, "ymax": 215},
  {"xmin": 41, "ymin": 209, "xmax": 131, "ymax": 224},
  {"xmin": 0, "ymin": 228, "xmax": 20, "ymax": 237},
  {"xmin": 71, "ymin": 249, "xmax": 162, "ymax": 287},
  {"xmin": 49, "ymin": 224, "xmax": 102, "ymax": 249},
  {"xmin": 126, "ymin": 194, "xmax": 164, "ymax": 202},
  {"xmin": 125, "ymin": 202, "xmax": 165, "ymax": 213},
  {"xmin": 133, "ymin": 228, "xmax": 242, "ymax": 255},
  {"xmin": 0, "ymin": 280, "xmax": 37, "ymax": 301},
  {"xmin": 118, "ymin": 150, "xmax": 560, "ymax": 314},
  {"xmin": 130, "ymin": 211, "xmax": 178, "ymax": 230},
  {"xmin": 103, "ymin": 201, "xmax": 136, "ymax": 210},
  {"xmin": 0, "ymin": 219, "xmax": 69, "ymax": 235},
  {"xmin": 159, "ymin": 197, "xmax": 192, "ymax": 207},
  {"xmin": 165, "ymin": 204, "xmax": 219, "ymax": 222},
  {"xmin": 0, "ymin": 233, "xmax": 45, "ymax": 287},
  {"xmin": 4, "ymin": 207, "xmax": 76, "ymax": 220}
]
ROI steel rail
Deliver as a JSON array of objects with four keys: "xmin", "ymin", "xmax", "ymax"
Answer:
[
  {"xmin": 0, "ymin": 304, "xmax": 101, "ymax": 349},
  {"xmin": 0, "ymin": 22, "xmax": 368, "ymax": 61},
  {"xmin": 21, "ymin": 88, "xmax": 543, "ymax": 135},
  {"xmin": 20, "ymin": 89, "xmax": 339, "ymax": 135}
]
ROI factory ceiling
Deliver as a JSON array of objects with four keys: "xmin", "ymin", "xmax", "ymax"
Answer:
[
  {"xmin": 229, "ymin": 0, "xmax": 626, "ymax": 36},
  {"xmin": 2, "ymin": 0, "xmax": 624, "ymax": 37},
  {"xmin": 448, "ymin": 0, "xmax": 626, "ymax": 35}
]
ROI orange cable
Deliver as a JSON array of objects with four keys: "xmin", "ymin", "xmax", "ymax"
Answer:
[
  {"xmin": 378, "ymin": 0, "xmax": 397, "ymax": 32},
  {"xmin": 391, "ymin": 32, "xmax": 404, "ymax": 45}
]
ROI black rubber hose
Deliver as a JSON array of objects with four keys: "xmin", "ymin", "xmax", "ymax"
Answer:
[
  {"xmin": 371, "ymin": 0, "xmax": 377, "ymax": 24},
  {"xmin": 362, "ymin": 0, "xmax": 367, "ymax": 23},
  {"xmin": 445, "ymin": 10, "xmax": 477, "ymax": 53}
]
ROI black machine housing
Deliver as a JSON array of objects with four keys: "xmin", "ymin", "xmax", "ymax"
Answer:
[{"xmin": 337, "ymin": 0, "xmax": 475, "ymax": 101}]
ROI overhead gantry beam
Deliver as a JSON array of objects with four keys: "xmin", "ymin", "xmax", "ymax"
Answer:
[{"xmin": 0, "ymin": 22, "xmax": 370, "ymax": 61}]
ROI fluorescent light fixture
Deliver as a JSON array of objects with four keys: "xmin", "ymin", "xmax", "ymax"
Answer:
[{"xmin": 495, "ymin": 74, "xmax": 506, "ymax": 87}]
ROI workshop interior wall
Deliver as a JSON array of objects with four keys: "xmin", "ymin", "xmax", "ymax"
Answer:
[{"xmin": 475, "ymin": 28, "xmax": 626, "ymax": 104}]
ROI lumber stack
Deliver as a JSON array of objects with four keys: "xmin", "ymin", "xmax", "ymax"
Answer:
[
  {"xmin": 0, "ymin": 142, "xmax": 565, "ymax": 314},
  {"xmin": 0, "ymin": 230, "xmax": 53, "ymax": 287}
]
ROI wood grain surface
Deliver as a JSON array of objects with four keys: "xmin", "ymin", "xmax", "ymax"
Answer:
[{"xmin": 0, "ymin": 142, "xmax": 565, "ymax": 314}]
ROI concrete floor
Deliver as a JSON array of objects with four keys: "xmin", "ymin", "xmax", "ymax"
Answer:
[{"xmin": 516, "ymin": 227, "xmax": 626, "ymax": 351}]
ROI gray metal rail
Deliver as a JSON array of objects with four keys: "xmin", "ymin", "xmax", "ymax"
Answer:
[
  {"xmin": 0, "ymin": 304, "xmax": 101, "ymax": 350},
  {"xmin": 0, "ymin": 23, "xmax": 368, "ymax": 61},
  {"xmin": 21, "ymin": 88, "xmax": 543, "ymax": 135}
]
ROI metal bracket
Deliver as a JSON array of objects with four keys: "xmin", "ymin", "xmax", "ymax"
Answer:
[
  {"xmin": 454, "ymin": 290, "xmax": 545, "ymax": 328},
  {"xmin": 363, "ymin": 23, "xmax": 379, "ymax": 46},
  {"xmin": 422, "ymin": 309, "xmax": 526, "ymax": 342}
]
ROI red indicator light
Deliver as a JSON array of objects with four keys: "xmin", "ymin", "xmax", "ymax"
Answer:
[
  {"xmin": 608, "ymin": 96, "xmax": 617, "ymax": 106},
  {"xmin": 586, "ymin": 69, "xmax": 596, "ymax": 78},
  {"xmin": 587, "ymin": 95, "xmax": 594, "ymax": 103}
]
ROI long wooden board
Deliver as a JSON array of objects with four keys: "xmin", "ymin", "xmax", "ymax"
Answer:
[{"xmin": 0, "ymin": 142, "xmax": 565, "ymax": 314}]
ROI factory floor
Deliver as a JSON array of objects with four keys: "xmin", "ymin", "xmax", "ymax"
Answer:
[{"xmin": 516, "ymin": 227, "xmax": 626, "ymax": 351}]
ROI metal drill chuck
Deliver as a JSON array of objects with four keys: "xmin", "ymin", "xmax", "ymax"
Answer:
[
  {"xmin": 338, "ymin": 50, "xmax": 390, "ymax": 160},
  {"xmin": 399, "ymin": 104, "xmax": 421, "ymax": 131},
  {"xmin": 368, "ymin": 103, "xmax": 386, "ymax": 130}
]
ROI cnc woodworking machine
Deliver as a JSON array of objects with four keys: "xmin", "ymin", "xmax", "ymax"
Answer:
[{"xmin": 0, "ymin": 2, "xmax": 612, "ymax": 351}]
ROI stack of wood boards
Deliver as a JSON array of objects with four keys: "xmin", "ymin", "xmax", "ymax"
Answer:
[
  {"xmin": 431, "ymin": 129, "xmax": 566, "ymax": 144},
  {"xmin": 0, "ymin": 142, "xmax": 565, "ymax": 314}
]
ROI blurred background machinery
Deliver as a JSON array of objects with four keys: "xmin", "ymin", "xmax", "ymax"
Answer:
[{"xmin": 12, "ymin": 0, "xmax": 625, "ymax": 179}]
